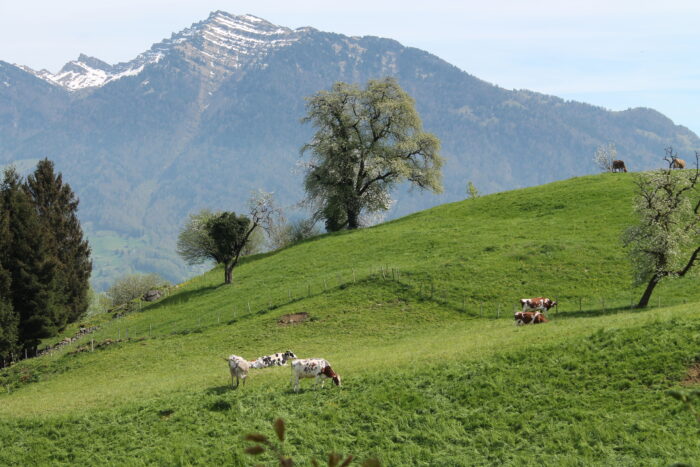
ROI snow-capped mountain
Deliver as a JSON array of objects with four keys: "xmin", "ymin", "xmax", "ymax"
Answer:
[
  {"xmin": 1, "ymin": 11, "xmax": 698, "ymax": 289},
  {"xmin": 21, "ymin": 11, "xmax": 307, "ymax": 91}
]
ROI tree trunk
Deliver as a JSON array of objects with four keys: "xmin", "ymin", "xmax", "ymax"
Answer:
[
  {"xmin": 347, "ymin": 208, "xmax": 360, "ymax": 229},
  {"xmin": 346, "ymin": 197, "xmax": 361, "ymax": 230},
  {"xmin": 637, "ymin": 275, "xmax": 660, "ymax": 308},
  {"xmin": 224, "ymin": 263, "xmax": 234, "ymax": 285}
]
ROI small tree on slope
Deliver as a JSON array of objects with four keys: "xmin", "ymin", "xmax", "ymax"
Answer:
[
  {"xmin": 623, "ymin": 148, "xmax": 700, "ymax": 308},
  {"xmin": 177, "ymin": 191, "xmax": 280, "ymax": 285}
]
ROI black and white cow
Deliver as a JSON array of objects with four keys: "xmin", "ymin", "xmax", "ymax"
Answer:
[{"xmin": 249, "ymin": 350, "xmax": 297, "ymax": 369}]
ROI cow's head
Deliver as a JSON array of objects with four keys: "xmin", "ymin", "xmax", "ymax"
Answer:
[
  {"xmin": 332, "ymin": 374, "xmax": 342, "ymax": 387},
  {"xmin": 284, "ymin": 350, "xmax": 297, "ymax": 359},
  {"xmin": 549, "ymin": 300, "xmax": 557, "ymax": 308}
]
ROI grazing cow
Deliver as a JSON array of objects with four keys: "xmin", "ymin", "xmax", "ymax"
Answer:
[
  {"xmin": 249, "ymin": 350, "xmax": 297, "ymax": 369},
  {"xmin": 514, "ymin": 311, "xmax": 549, "ymax": 325},
  {"xmin": 224, "ymin": 355, "xmax": 250, "ymax": 388},
  {"xmin": 671, "ymin": 158, "xmax": 686, "ymax": 169},
  {"xmin": 520, "ymin": 297, "xmax": 557, "ymax": 313},
  {"xmin": 611, "ymin": 160, "xmax": 627, "ymax": 173},
  {"xmin": 291, "ymin": 358, "xmax": 341, "ymax": 392}
]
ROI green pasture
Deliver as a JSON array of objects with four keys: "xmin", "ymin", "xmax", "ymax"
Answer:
[{"xmin": 1, "ymin": 173, "xmax": 698, "ymax": 465}]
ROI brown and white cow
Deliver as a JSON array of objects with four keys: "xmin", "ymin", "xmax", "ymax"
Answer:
[
  {"xmin": 612, "ymin": 160, "xmax": 627, "ymax": 172},
  {"xmin": 514, "ymin": 311, "xmax": 549, "ymax": 326},
  {"xmin": 671, "ymin": 157, "xmax": 686, "ymax": 169},
  {"xmin": 291, "ymin": 358, "xmax": 341, "ymax": 392},
  {"xmin": 519, "ymin": 297, "xmax": 557, "ymax": 313}
]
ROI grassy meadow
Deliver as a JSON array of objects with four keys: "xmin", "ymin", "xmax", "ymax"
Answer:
[{"xmin": 1, "ymin": 173, "xmax": 699, "ymax": 465}]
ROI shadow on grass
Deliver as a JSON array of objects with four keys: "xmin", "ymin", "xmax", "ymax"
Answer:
[
  {"xmin": 145, "ymin": 285, "xmax": 223, "ymax": 311},
  {"xmin": 206, "ymin": 385, "xmax": 235, "ymax": 395},
  {"xmin": 551, "ymin": 305, "xmax": 643, "ymax": 320}
]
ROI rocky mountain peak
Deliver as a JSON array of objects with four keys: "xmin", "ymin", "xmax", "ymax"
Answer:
[{"xmin": 19, "ymin": 11, "xmax": 306, "ymax": 92}]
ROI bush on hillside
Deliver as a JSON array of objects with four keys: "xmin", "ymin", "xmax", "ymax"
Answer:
[
  {"xmin": 106, "ymin": 273, "xmax": 169, "ymax": 307},
  {"xmin": 267, "ymin": 217, "xmax": 321, "ymax": 250}
]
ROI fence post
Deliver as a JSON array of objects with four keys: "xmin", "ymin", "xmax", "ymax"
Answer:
[
  {"xmin": 149, "ymin": 324, "xmax": 152, "ymax": 337},
  {"xmin": 497, "ymin": 304, "xmax": 501, "ymax": 319},
  {"xmin": 462, "ymin": 296, "xmax": 466, "ymax": 313},
  {"xmin": 602, "ymin": 297, "xmax": 606, "ymax": 312},
  {"xmin": 324, "ymin": 279, "xmax": 327, "ymax": 290},
  {"xmin": 579, "ymin": 297, "xmax": 582, "ymax": 312},
  {"xmin": 480, "ymin": 303, "xmax": 483, "ymax": 317},
  {"xmin": 247, "ymin": 302, "xmax": 252, "ymax": 313},
  {"xmin": 91, "ymin": 339, "xmax": 94, "ymax": 352},
  {"xmin": 308, "ymin": 284, "xmax": 311, "ymax": 296},
  {"xmin": 353, "ymin": 269, "xmax": 356, "ymax": 283}
]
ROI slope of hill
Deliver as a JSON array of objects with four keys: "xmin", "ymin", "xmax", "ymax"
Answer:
[
  {"xmin": 1, "ymin": 11, "xmax": 699, "ymax": 288},
  {"xmin": 1, "ymin": 174, "xmax": 698, "ymax": 464}
]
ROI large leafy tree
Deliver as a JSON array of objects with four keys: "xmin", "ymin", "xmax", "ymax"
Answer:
[
  {"xmin": 302, "ymin": 78, "xmax": 443, "ymax": 231},
  {"xmin": 624, "ymin": 149, "xmax": 699, "ymax": 308},
  {"xmin": 25, "ymin": 159, "xmax": 92, "ymax": 323},
  {"xmin": 1, "ymin": 167, "xmax": 62, "ymax": 349}
]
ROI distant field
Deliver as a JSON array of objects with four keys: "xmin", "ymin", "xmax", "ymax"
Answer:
[{"xmin": 1, "ymin": 173, "xmax": 698, "ymax": 465}]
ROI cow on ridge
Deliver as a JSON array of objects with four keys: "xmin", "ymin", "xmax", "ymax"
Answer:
[{"xmin": 612, "ymin": 160, "xmax": 627, "ymax": 172}]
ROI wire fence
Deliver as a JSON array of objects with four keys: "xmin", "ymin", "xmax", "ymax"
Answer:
[{"xmin": 2, "ymin": 264, "xmax": 693, "ymax": 369}]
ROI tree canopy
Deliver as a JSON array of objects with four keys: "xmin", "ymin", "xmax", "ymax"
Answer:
[
  {"xmin": 302, "ymin": 78, "xmax": 443, "ymax": 231},
  {"xmin": 624, "ymin": 148, "xmax": 699, "ymax": 308}
]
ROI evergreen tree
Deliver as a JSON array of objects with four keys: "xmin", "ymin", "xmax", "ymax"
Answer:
[
  {"xmin": 25, "ymin": 159, "xmax": 91, "ymax": 323},
  {"xmin": 1, "ymin": 167, "xmax": 61, "ymax": 350},
  {"xmin": 0, "ymin": 201, "xmax": 19, "ymax": 361}
]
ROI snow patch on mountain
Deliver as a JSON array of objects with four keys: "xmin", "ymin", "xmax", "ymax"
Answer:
[{"xmin": 19, "ymin": 11, "xmax": 309, "ymax": 91}]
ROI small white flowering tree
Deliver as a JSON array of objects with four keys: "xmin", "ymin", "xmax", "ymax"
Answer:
[{"xmin": 593, "ymin": 142, "xmax": 617, "ymax": 172}]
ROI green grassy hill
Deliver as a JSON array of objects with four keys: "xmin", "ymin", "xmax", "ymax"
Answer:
[{"xmin": 1, "ymin": 173, "xmax": 698, "ymax": 465}]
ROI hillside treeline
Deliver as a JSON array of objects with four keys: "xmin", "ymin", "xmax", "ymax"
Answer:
[{"xmin": 0, "ymin": 160, "xmax": 91, "ymax": 363}]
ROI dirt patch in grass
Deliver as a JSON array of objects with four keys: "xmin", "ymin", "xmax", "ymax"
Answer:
[
  {"xmin": 278, "ymin": 312, "xmax": 309, "ymax": 326},
  {"xmin": 682, "ymin": 363, "xmax": 700, "ymax": 386}
]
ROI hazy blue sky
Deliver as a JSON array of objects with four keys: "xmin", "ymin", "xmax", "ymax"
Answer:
[{"xmin": 1, "ymin": 0, "xmax": 698, "ymax": 140}]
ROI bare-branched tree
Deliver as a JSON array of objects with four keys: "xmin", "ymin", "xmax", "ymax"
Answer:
[{"xmin": 623, "ymin": 148, "xmax": 700, "ymax": 308}]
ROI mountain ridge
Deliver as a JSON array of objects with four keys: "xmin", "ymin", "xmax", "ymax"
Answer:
[{"xmin": 1, "ymin": 11, "xmax": 697, "ymax": 288}]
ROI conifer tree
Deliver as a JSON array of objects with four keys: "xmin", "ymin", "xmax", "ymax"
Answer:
[
  {"xmin": 0, "ymin": 202, "xmax": 19, "ymax": 361},
  {"xmin": 25, "ymin": 159, "xmax": 91, "ymax": 322},
  {"xmin": 1, "ymin": 167, "xmax": 62, "ymax": 350}
]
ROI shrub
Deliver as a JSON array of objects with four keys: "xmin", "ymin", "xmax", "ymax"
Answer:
[{"xmin": 106, "ymin": 274, "xmax": 169, "ymax": 307}]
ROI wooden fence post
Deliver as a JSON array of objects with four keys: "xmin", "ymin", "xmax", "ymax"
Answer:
[{"xmin": 353, "ymin": 269, "xmax": 356, "ymax": 283}]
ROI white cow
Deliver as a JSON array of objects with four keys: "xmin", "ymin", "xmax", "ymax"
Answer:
[
  {"xmin": 291, "ymin": 358, "xmax": 341, "ymax": 392},
  {"xmin": 224, "ymin": 355, "xmax": 250, "ymax": 388}
]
